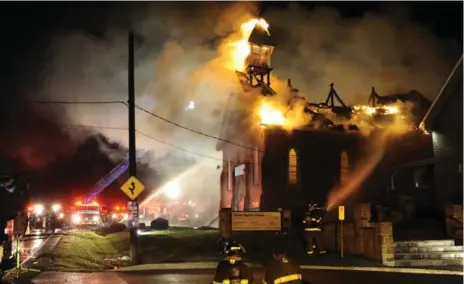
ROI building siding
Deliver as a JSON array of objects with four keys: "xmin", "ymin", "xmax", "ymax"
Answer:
[{"xmin": 431, "ymin": 77, "xmax": 463, "ymax": 205}]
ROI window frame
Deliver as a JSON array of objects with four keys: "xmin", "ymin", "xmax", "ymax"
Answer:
[{"xmin": 288, "ymin": 148, "xmax": 300, "ymax": 187}]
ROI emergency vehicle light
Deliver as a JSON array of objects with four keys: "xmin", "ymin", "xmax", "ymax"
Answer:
[
  {"xmin": 75, "ymin": 201, "xmax": 83, "ymax": 206},
  {"xmin": 52, "ymin": 204, "xmax": 61, "ymax": 212}
]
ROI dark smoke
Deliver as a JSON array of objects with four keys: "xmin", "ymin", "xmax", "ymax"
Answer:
[
  {"xmin": 263, "ymin": 3, "xmax": 461, "ymax": 104},
  {"xmin": 0, "ymin": 2, "xmax": 460, "ymax": 207}
]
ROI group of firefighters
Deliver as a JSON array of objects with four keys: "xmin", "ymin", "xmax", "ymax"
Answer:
[{"xmin": 212, "ymin": 201, "xmax": 327, "ymax": 284}]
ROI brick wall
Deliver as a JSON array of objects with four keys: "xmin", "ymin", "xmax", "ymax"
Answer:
[{"xmin": 323, "ymin": 203, "xmax": 395, "ymax": 266}]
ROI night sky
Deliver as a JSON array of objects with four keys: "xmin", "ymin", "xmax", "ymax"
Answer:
[{"xmin": 0, "ymin": 2, "xmax": 461, "ymax": 203}]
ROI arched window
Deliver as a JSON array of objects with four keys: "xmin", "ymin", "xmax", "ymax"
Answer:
[
  {"xmin": 288, "ymin": 148, "xmax": 298, "ymax": 185},
  {"xmin": 340, "ymin": 151, "xmax": 349, "ymax": 185}
]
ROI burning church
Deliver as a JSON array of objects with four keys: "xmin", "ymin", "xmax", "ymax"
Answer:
[{"xmin": 216, "ymin": 17, "xmax": 433, "ymax": 219}]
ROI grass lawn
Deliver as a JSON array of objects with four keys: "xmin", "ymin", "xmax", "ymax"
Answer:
[
  {"xmin": 139, "ymin": 228, "xmax": 381, "ymax": 267},
  {"xmin": 43, "ymin": 230, "xmax": 130, "ymax": 271}
]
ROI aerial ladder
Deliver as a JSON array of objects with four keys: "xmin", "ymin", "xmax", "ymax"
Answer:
[{"xmin": 84, "ymin": 148, "xmax": 148, "ymax": 203}]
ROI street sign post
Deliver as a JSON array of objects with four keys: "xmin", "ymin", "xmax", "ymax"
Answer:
[
  {"xmin": 127, "ymin": 201, "xmax": 139, "ymax": 228},
  {"xmin": 338, "ymin": 205, "xmax": 345, "ymax": 258},
  {"xmin": 121, "ymin": 176, "xmax": 145, "ymax": 201}
]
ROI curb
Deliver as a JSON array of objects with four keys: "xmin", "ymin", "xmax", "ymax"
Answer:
[
  {"xmin": 115, "ymin": 262, "xmax": 463, "ymax": 276},
  {"xmin": 299, "ymin": 265, "xmax": 464, "ymax": 276}
]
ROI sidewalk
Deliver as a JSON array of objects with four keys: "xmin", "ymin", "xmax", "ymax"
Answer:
[{"xmin": 115, "ymin": 261, "xmax": 464, "ymax": 276}]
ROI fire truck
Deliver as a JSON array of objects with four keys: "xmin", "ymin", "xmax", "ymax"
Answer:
[
  {"xmin": 71, "ymin": 201, "xmax": 108, "ymax": 227},
  {"xmin": 27, "ymin": 203, "xmax": 66, "ymax": 231}
]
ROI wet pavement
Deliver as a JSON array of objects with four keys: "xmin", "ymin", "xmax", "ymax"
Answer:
[
  {"xmin": 31, "ymin": 270, "xmax": 463, "ymax": 284},
  {"xmin": 12, "ymin": 229, "xmax": 64, "ymax": 269}
]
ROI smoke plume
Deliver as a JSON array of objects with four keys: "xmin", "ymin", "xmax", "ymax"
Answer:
[{"xmin": 2, "ymin": 2, "xmax": 459, "ymax": 216}]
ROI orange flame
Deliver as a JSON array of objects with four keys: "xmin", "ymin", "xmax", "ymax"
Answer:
[
  {"xmin": 259, "ymin": 102, "xmax": 285, "ymax": 126},
  {"xmin": 228, "ymin": 18, "xmax": 270, "ymax": 71},
  {"xmin": 352, "ymin": 105, "xmax": 400, "ymax": 116}
]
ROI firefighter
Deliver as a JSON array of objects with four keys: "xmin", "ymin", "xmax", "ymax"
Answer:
[
  {"xmin": 263, "ymin": 245, "xmax": 302, "ymax": 284},
  {"xmin": 302, "ymin": 201, "xmax": 327, "ymax": 255},
  {"xmin": 212, "ymin": 241, "xmax": 254, "ymax": 284}
]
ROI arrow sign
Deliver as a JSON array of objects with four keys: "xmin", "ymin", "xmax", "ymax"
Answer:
[{"xmin": 121, "ymin": 176, "xmax": 145, "ymax": 200}]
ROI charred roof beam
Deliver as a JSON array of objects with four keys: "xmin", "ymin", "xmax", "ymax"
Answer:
[
  {"xmin": 324, "ymin": 83, "xmax": 347, "ymax": 108},
  {"xmin": 368, "ymin": 87, "xmax": 381, "ymax": 107}
]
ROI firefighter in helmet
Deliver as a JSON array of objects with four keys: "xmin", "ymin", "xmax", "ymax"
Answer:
[
  {"xmin": 302, "ymin": 201, "xmax": 327, "ymax": 255},
  {"xmin": 263, "ymin": 245, "xmax": 302, "ymax": 284},
  {"xmin": 212, "ymin": 241, "xmax": 254, "ymax": 284}
]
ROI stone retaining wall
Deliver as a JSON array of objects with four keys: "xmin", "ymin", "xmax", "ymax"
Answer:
[{"xmin": 323, "ymin": 203, "xmax": 395, "ymax": 266}]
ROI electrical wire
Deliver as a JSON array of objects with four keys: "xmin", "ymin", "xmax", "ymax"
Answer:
[
  {"xmin": 26, "ymin": 99, "xmax": 262, "ymax": 154},
  {"xmin": 135, "ymin": 104, "xmax": 263, "ymax": 153},
  {"xmin": 60, "ymin": 123, "xmax": 240, "ymax": 163},
  {"xmin": 26, "ymin": 100, "xmax": 127, "ymax": 105}
]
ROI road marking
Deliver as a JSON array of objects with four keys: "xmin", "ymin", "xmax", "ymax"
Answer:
[
  {"xmin": 116, "ymin": 262, "xmax": 463, "ymax": 276},
  {"xmin": 299, "ymin": 265, "xmax": 464, "ymax": 276},
  {"xmin": 32, "ymin": 272, "xmax": 129, "ymax": 283}
]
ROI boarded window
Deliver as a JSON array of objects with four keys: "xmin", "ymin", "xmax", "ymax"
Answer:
[
  {"xmin": 340, "ymin": 151, "xmax": 349, "ymax": 185},
  {"xmin": 288, "ymin": 148, "xmax": 298, "ymax": 185}
]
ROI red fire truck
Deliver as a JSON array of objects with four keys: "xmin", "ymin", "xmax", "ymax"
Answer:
[{"xmin": 71, "ymin": 201, "xmax": 109, "ymax": 227}]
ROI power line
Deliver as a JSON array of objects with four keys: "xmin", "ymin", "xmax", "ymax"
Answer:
[
  {"xmin": 63, "ymin": 124, "xmax": 127, "ymax": 131},
  {"xmin": 59, "ymin": 123, "xmax": 234, "ymax": 163},
  {"xmin": 26, "ymin": 99, "xmax": 262, "ymax": 154},
  {"xmin": 26, "ymin": 100, "xmax": 127, "ymax": 106},
  {"xmin": 136, "ymin": 131, "xmax": 225, "ymax": 162},
  {"xmin": 135, "ymin": 104, "xmax": 263, "ymax": 153}
]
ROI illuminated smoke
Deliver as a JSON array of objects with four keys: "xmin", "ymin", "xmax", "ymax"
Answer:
[{"xmin": 4, "ymin": 3, "xmax": 458, "ymax": 219}]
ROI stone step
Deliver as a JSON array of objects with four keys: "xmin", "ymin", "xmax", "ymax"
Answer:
[
  {"xmin": 395, "ymin": 258, "xmax": 464, "ymax": 267},
  {"xmin": 395, "ymin": 245, "xmax": 464, "ymax": 253},
  {"xmin": 394, "ymin": 239, "xmax": 455, "ymax": 248},
  {"xmin": 395, "ymin": 251, "xmax": 464, "ymax": 260}
]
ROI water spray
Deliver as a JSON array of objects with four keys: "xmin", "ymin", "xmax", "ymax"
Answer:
[{"xmin": 325, "ymin": 130, "xmax": 390, "ymax": 212}]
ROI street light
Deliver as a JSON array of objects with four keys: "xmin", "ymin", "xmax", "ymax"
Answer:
[{"xmin": 164, "ymin": 181, "xmax": 180, "ymax": 199}]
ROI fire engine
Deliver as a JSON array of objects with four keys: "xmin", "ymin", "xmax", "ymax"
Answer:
[
  {"xmin": 26, "ymin": 203, "xmax": 65, "ymax": 231},
  {"xmin": 71, "ymin": 201, "xmax": 107, "ymax": 227}
]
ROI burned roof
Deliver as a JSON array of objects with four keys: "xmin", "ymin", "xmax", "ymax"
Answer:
[{"xmin": 248, "ymin": 26, "xmax": 275, "ymax": 46}]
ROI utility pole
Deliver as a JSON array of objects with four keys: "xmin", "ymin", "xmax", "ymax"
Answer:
[{"xmin": 128, "ymin": 30, "xmax": 139, "ymax": 265}]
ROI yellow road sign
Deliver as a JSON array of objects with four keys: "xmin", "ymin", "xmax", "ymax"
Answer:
[
  {"xmin": 338, "ymin": 205, "xmax": 345, "ymax": 221},
  {"xmin": 121, "ymin": 176, "xmax": 145, "ymax": 200}
]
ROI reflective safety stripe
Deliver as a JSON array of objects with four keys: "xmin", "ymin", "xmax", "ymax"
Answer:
[
  {"xmin": 304, "ymin": 228, "xmax": 321, "ymax": 231},
  {"xmin": 222, "ymin": 280, "xmax": 249, "ymax": 284},
  {"xmin": 274, "ymin": 274, "xmax": 302, "ymax": 284}
]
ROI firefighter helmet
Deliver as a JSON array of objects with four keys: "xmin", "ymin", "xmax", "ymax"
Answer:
[{"xmin": 224, "ymin": 241, "xmax": 245, "ymax": 256}]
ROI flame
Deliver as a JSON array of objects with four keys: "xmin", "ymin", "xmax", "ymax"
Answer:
[
  {"xmin": 229, "ymin": 18, "xmax": 270, "ymax": 71},
  {"xmin": 258, "ymin": 102, "xmax": 285, "ymax": 126},
  {"xmin": 352, "ymin": 105, "xmax": 400, "ymax": 116}
]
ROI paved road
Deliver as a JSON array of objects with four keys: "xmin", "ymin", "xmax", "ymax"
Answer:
[{"xmin": 31, "ymin": 270, "xmax": 463, "ymax": 284}]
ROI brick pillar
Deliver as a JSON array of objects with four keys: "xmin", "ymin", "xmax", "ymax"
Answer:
[
  {"xmin": 354, "ymin": 203, "xmax": 372, "ymax": 229},
  {"xmin": 374, "ymin": 222, "xmax": 395, "ymax": 267}
]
